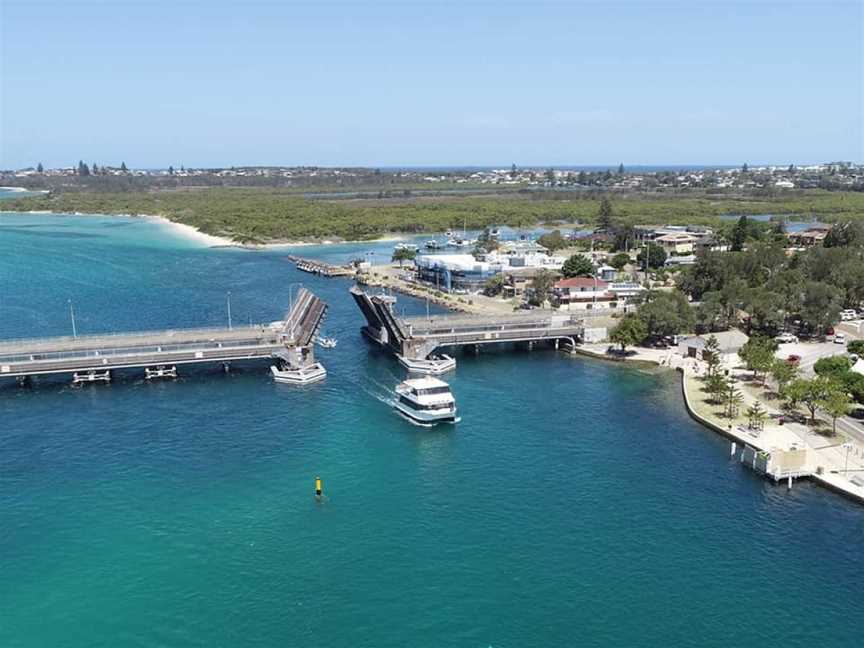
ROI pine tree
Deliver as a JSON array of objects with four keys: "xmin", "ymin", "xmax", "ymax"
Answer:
[
  {"xmin": 36, "ymin": 162, "xmax": 43, "ymax": 173},
  {"xmin": 742, "ymin": 163, "xmax": 749, "ymax": 173},
  {"xmin": 730, "ymin": 215, "xmax": 748, "ymax": 251},
  {"xmin": 77, "ymin": 160, "xmax": 90, "ymax": 176},
  {"xmin": 617, "ymin": 162, "xmax": 625, "ymax": 174},
  {"xmin": 91, "ymin": 162, "xmax": 98, "ymax": 175},
  {"xmin": 120, "ymin": 161, "xmax": 128, "ymax": 172},
  {"xmin": 168, "ymin": 165, "xmax": 175, "ymax": 175},
  {"xmin": 597, "ymin": 196, "xmax": 615, "ymax": 231}
]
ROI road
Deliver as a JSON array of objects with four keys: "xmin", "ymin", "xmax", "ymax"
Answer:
[{"xmin": 774, "ymin": 321, "xmax": 864, "ymax": 444}]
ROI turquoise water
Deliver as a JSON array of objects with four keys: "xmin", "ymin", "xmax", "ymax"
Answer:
[{"xmin": 1, "ymin": 212, "xmax": 863, "ymax": 647}]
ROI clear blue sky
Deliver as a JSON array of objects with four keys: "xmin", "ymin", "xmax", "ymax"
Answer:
[{"xmin": 1, "ymin": 0, "xmax": 861, "ymax": 168}]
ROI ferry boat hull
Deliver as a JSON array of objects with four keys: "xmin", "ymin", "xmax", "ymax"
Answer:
[{"xmin": 393, "ymin": 400, "xmax": 458, "ymax": 425}]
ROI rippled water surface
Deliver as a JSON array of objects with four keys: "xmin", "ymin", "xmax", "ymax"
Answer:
[{"xmin": 1, "ymin": 212, "xmax": 862, "ymax": 648}]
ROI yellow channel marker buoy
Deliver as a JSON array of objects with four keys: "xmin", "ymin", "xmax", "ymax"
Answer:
[{"xmin": 315, "ymin": 476, "xmax": 323, "ymax": 499}]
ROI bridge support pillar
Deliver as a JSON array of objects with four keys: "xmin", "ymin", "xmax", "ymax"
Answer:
[
  {"xmin": 554, "ymin": 339, "xmax": 559, "ymax": 350},
  {"xmin": 528, "ymin": 341, "xmax": 534, "ymax": 352}
]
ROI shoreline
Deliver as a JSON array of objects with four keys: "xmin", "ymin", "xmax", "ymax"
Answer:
[
  {"xmin": 0, "ymin": 208, "xmax": 410, "ymax": 249},
  {"xmin": 573, "ymin": 342, "xmax": 864, "ymax": 505}
]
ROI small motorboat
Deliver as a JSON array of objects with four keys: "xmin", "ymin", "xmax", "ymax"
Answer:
[
  {"xmin": 316, "ymin": 336, "xmax": 337, "ymax": 349},
  {"xmin": 398, "ymin": 354, "xmax": 456, "ymax": 375},
  {"xmin": 270, "ymin": 362, "xmax": 327, "ymax": 385},
  {"xmin": 394, "ymin": 376, "xmax": 458, "ymax": 425}
]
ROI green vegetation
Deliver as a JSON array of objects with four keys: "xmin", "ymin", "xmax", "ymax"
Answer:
[
  {"xmin": 609, "ymin": 314, "xmax": 648, "ymax": 352},
  {"xmin": 391, "ymin": 247, "xmax": 417, "ymax": 267},
  {"xmin": 561, "ymin": 254, "xmax": 594, "ymax": 278},
  {"xmin": 678, "ymin": 230, "xmax": 864, "ymax": 336},
  {"xmin": 4, "ymin": 188, "xmax": 864, "ymax": 243},
  {"xmin": 483, "ymin": 274, "xmax": 505, "ymax": 297},
  {"xmin": 637, "ymin": 291, "xmax": 695, "ymax": 340},
  {"xmin": 528, "ymin": 269, "xmax": 555, "ymax": 307},
  {"xmin": 536, "ymin": 229, "xmax": 568, "ymax": 251},
  {"xmin": 739, "ymin": 335, "xmax": 778, "ymax": 383},
  {"xmin": 636, "ymin": 243, "xmax": 667, "ymax": 269}
]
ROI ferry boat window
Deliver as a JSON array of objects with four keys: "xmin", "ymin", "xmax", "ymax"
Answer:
[{"xmin": 416, "ymin": 386, "xmax": 451, "ymax": 396}]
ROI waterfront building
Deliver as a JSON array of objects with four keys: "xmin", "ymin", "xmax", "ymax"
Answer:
[
  {"xmin": 552, "ymin": 277, "xmax": 617, "ymax": 311},
  {"xmin": 414, "ymin": 254, "xmax": 500, "ymax": 293},
  {"xmin": 502, "ymin": 267, "xmax": 561, "ymax": 299}
]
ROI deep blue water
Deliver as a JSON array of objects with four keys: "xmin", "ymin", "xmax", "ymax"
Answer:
[{"xmin": 1, "ymin": 212, "xmax": 862, "ymax": 647}]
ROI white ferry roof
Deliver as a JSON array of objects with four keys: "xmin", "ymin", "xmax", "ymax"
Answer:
[{"xmin": 402, "ymin": 376, "xmax": 450, "ymax": 390}]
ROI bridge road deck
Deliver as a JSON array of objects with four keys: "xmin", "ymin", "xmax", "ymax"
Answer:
[
  {"xmin": 0, "ymin": 288, "xmax": 328, "ymax": 380},
  {"xmin": 350, "ymin": 286, "xmax": 584, "ymax": 359}
]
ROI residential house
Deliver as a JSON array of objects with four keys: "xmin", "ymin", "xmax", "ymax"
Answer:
[
  {"xmin": 654, "ymin": 232, "xmax": 700, "ymax": 255},
  {"xmin": 552, "ymin": 277, "xmax": 617, "ymax": 311}
]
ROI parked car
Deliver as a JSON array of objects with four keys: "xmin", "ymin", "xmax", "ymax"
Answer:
[
  {"xmin": 834, "ymin": 333, "xmax": 847, "ymax": 345},
  {"xmin": 775, "ymin": 332, "xmax": 798, "ymax": 343},
  {"xmin": 786, "ymin": 354, "xmax": 802, "ymax": 365},
  {"xmin": 840, "ymin": 309, "xmax": 858, "ymax": 321}
]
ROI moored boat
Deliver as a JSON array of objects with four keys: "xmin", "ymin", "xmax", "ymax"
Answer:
[{"xmin": 393, "ymin": 376, "xmax": 458, "ymax": 425}]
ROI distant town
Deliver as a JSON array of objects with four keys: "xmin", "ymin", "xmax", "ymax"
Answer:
[{"xmin": 3, "ymin": 161, "xmax": 863, "ymax": 194}]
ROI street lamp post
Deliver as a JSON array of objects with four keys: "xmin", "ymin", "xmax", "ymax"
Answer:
[
  {"xmin": 68, "ymin": 299, "xmax": 77, "ymax": 339},
  {"xmin": 843, "ymin": 442, "xmax": 853, "ymax": 474},
  {"xmin": 226, "ymin": 291, "xmax": 233, "ymax": 331}
]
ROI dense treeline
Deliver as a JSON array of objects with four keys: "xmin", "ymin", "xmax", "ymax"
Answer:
[
  {"xmin": 3, "ymin": 188, "xmax": 864, "ymax": 243},
  {"xmin": 677, "ymin": 220, "xmax": 864, "ymax": 336}
]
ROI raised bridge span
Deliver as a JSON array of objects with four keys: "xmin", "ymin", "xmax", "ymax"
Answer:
[
  {"xmin": 0, "ymin": 288, "xmax": 327, "ymax": 382},
  {"xmin": 350, "ymin": 287, "xmax": 585, "ymax": 359}
]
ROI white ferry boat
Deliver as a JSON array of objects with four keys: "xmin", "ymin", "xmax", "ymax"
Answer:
[
  {"xmin": 397, "ymin": 354, "xmax": 456, "ymax": 375},
  {"xmin": 270, "ymin": 362, "xmax": 327, "ymax": 385},
  {"xmin": 393, "ymin": 376, "xmax": 458, "ymax": 425}
]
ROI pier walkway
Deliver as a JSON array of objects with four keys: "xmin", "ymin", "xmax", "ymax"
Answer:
[
  {"xmin": 350, "ymin": 287, "xmax": 584, "ymax": 359},
  {"xmin": 0, "ymin": 288, "xmax": 327, "ymax": 382},
  {"xmin": 287, "ymin": 255, "xmax": 356, "ymax": 277}
]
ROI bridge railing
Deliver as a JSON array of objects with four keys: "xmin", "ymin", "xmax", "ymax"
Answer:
[
  {"xmin": 0, "ymin": 324, "xmax": 274, "ymax": 351},
  {"xmin": 0, "ymin": 335, "xmax": 283, "ymax": 365}
]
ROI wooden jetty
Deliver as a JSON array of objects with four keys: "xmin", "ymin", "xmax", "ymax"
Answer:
[
  {"xmin": 0, "ymin": 288, "xmax": 328, "ymax": 384},
  {"xmin": 287, "ymin": 255, "xmax": 355, "ymax": 277}
]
